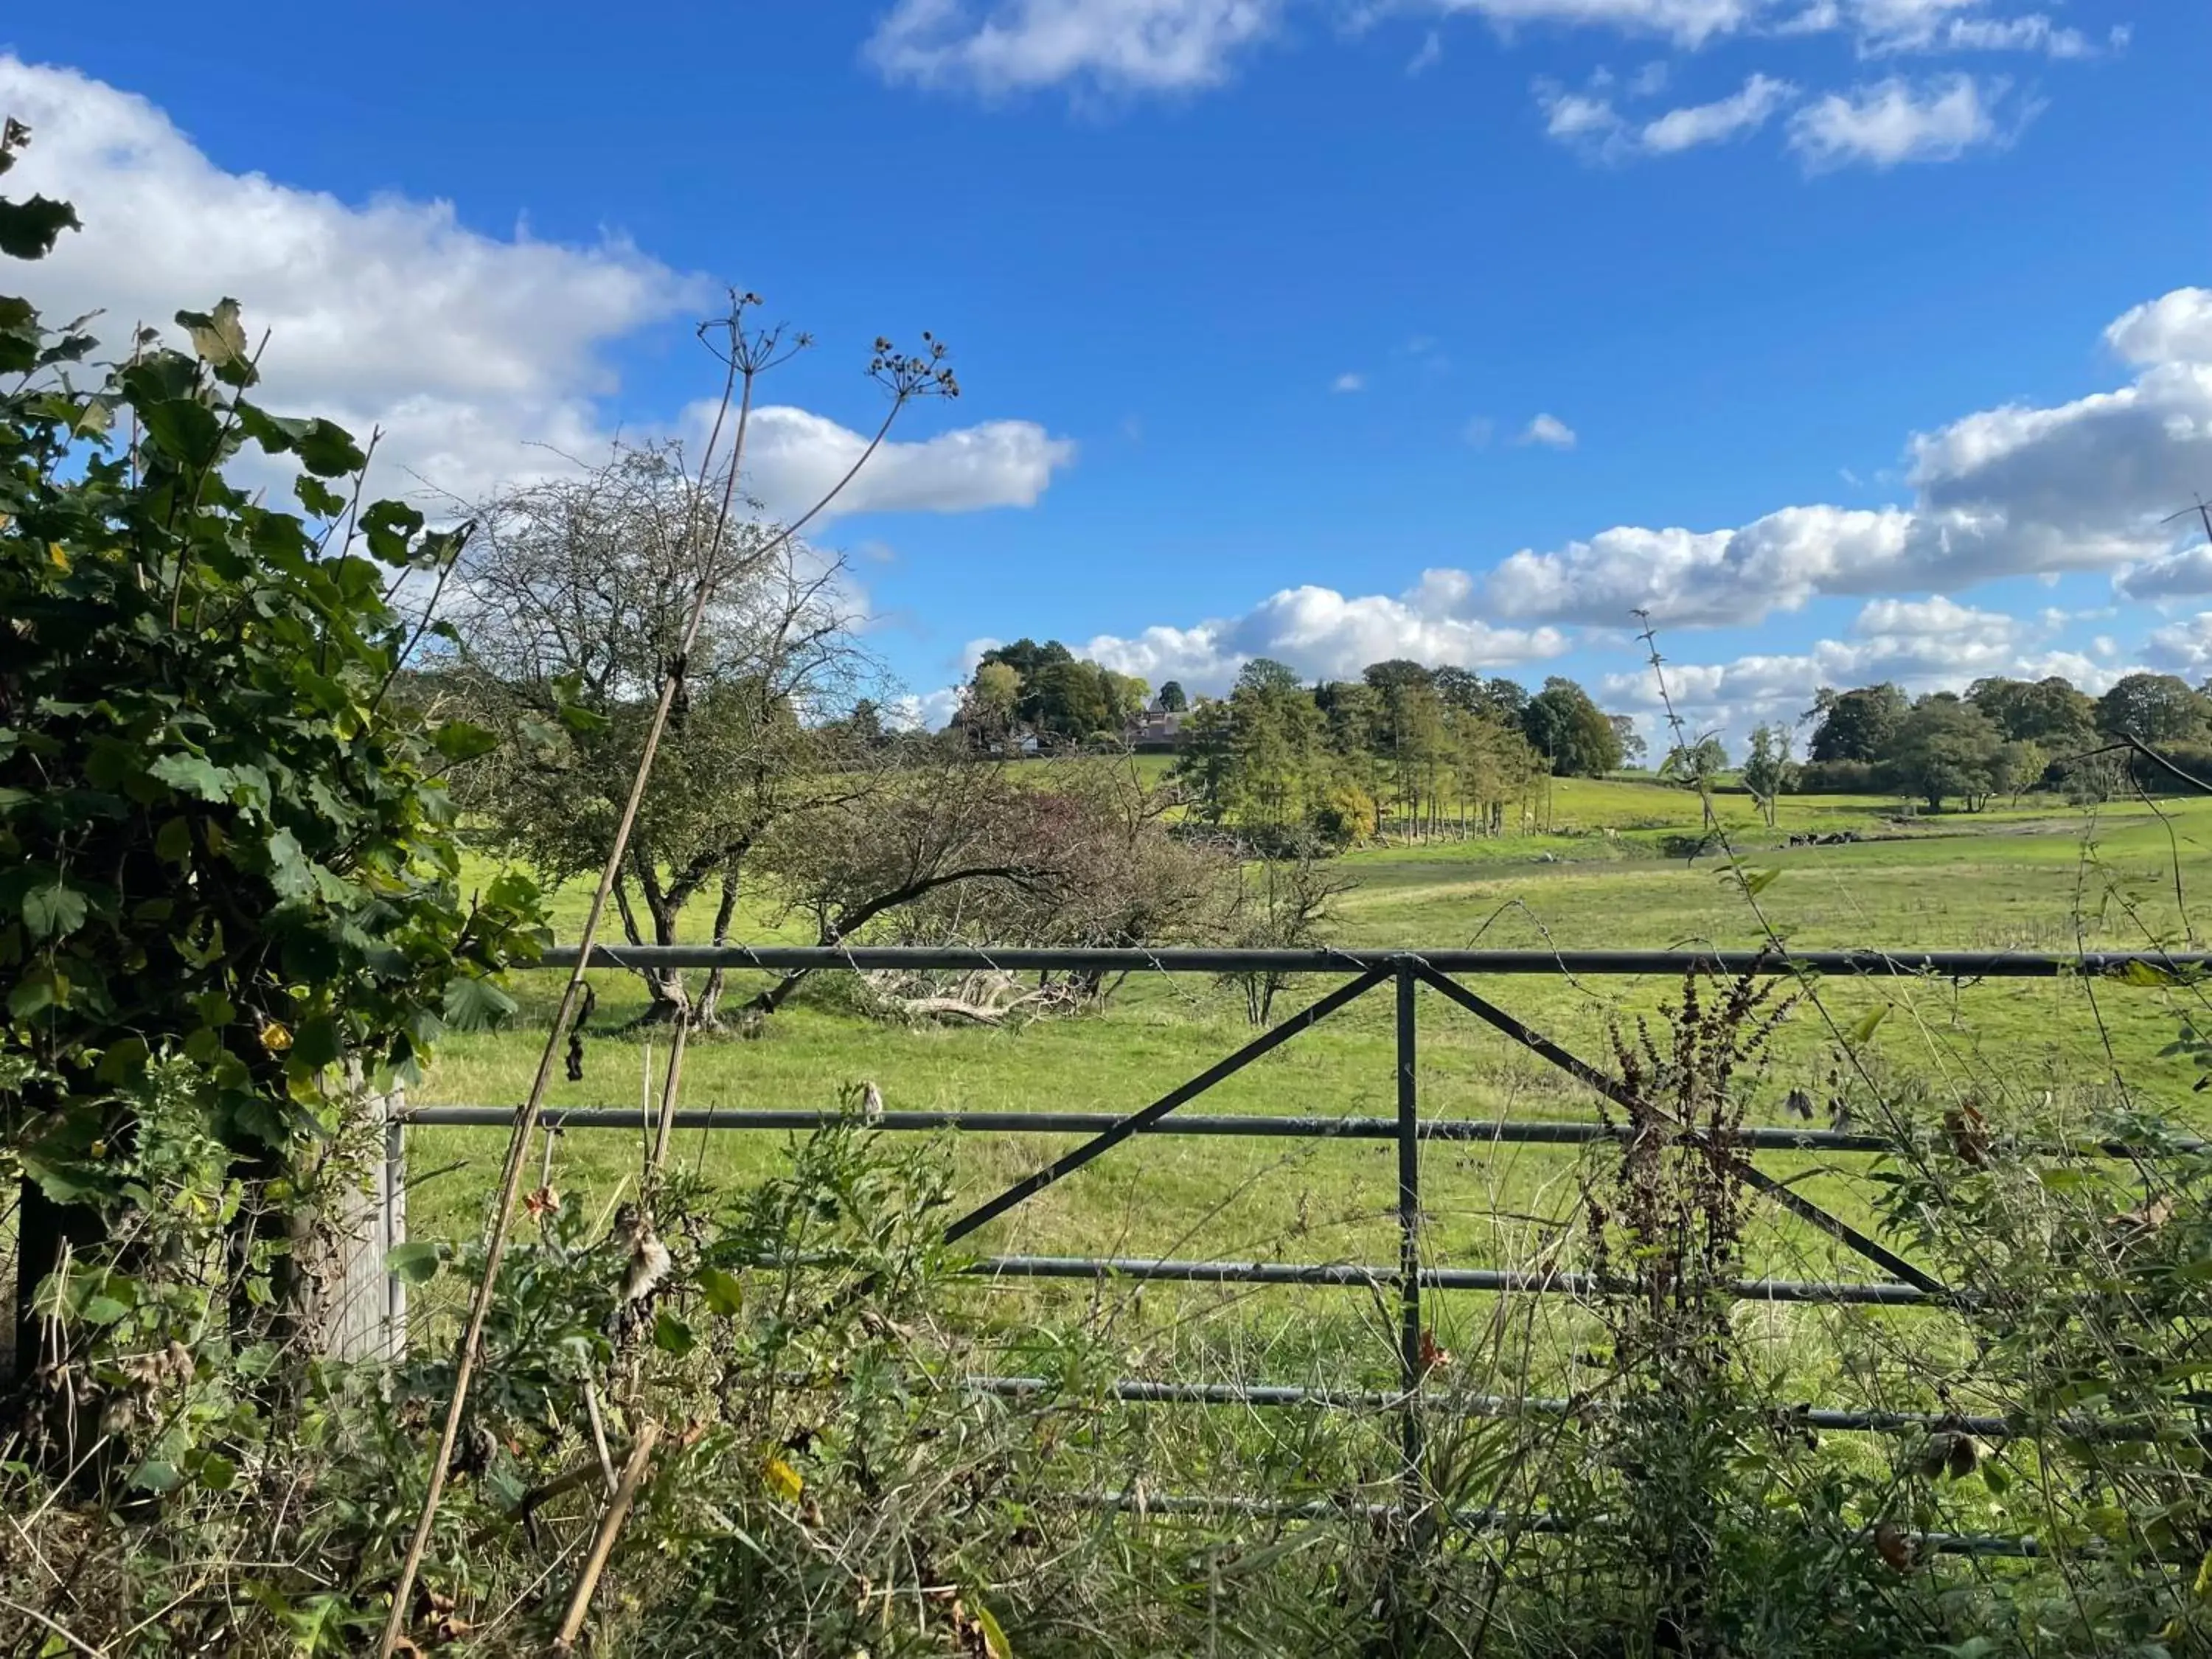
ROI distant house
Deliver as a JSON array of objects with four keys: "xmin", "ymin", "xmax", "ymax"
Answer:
[{"xmin": 1127, "ymin": 707, "xmax": 1186, "ymax": 753}]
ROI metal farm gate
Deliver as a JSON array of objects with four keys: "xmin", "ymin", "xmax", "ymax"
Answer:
[{"xmin": 394, "ymin": 945, "xmax": 2212, "ymax": 1557}]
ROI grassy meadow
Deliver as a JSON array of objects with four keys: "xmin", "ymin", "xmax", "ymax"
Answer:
[{"xmin": 402, "ymin": 775, "xmax": 2212, "ymax": 1402}]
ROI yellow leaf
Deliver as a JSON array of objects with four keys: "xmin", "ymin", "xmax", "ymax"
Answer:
[
  {"xmin": 971, "ymin": 1600, "xmax": 1014, "ymax": 1658},
  {"xmin": 2194, "ymin": 1545, "xmax": 2212, "ymax": 1599},
  {"xmin": 259, "ymin": 1019, "xmax": 293, "ymax": 1054},
  {"xmin": 762, "ymin": 1455, "xmax": 802, "ymax": 1503},
  {"xmin": 46, "ymin": 543, "xmax": 69, "ymax": 573}
]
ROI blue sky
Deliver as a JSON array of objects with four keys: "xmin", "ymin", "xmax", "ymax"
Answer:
[{"xmin": 4, "ymin": 1, "xmax": 2209, "ymax": 742}]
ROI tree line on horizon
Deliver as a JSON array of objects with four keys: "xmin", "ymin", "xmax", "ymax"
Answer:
[
  {"xmin": 956, "ymin": 641, "xmax": 1630, "ymax": 848},
  {"xmin": 957, "ymin": 641, "xmax": 2212, "ymax": 830},
  {"xmin": 1798, "ymin": 669, "xmax": 2212, "ymax": 811}
]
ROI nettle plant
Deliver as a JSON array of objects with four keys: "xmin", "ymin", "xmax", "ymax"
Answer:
[{"xmin": 0, "ymin": 121, "xmax": 543, "ymax": 1403}]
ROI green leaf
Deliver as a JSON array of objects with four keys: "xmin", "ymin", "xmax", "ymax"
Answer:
[
  {"xmin": 484, "ymin": 869, "xmax": 543, "ymax": 919},
  {"xmin": 94, "ymin": 1036, "xmax": 150, "ymax": 1085},
  {"xmin": 431, "ymin": 720, "xmax": 499, "ymax": 762},
  {"xmin": 0, "ymin": 194, "xmax": 80, "ymax": 260},
  {"xmin": 361, "ymin": 498, "xmax": 425, "ymax": 566},
  {"xmin": 21, "ymin": 880, "xmax": 88, "ymax": 941},
  {"xmin": 131, "ymin": 1458, "xmax": 182, "ymax": 1495},
  {"xmin": 235, "ymin": 400, "xmax": 312, "ymax": 456},
  {"xmin": 385, "ymin": 1241, "xmax": 442, "ymax": 1285},
  {"xmin": 556, "ymin": 700, "xmax": 611, "ymax": 736},
  {"xmin": 1845, "ymin": 1004, "xmax": 1888, "ymax": 1046},
  {"xmin": 198, "ymin": 1451, "xmax": 238, "ymax": 1492},
  {"xmin": 550, "ymin": 671, "xmax": 611, "ymax": 734},
  {"xmin": 80, "ymin": 1294, "xmax": 129, "ymax": 1325},
  {"xmin": 652, "ymin": 1310, "xmax": 695, "ymax": 1356},
  {"xmin": 295, "ymin": 418, "xmax": 367, "ymax": 478},
  {"xmin": 148, "ymin": 752, "xmax": 234, "ymax": 802},
  {"xmin": 970, "ymin": 1601, "xmax": 1013, "ymax": 1659},
  {"xmin": 2118, "ymin": 959, "xmax": 2174, "ymax": 988},
  {"xmin": 266, "ymin": 829, "xmax": 314, "ymax": 900},
  {"xmin": 8, "ymin": 969, "xmax": 61, "ymax": 1020},
  {"xmin": 442, "ymin": 975, "xmax": 517, "ymax": 1032},
  {"xmin": 294, "ymin": 475, "xmax": 347, "ymax": 518},
  {"xmin": 138, "ymin": 397, "xmax": 226, "ymax": 470},
  {"xmin": 155, "ymin": 815, "xmax": 194, "ymax": 863},
  {"xmin": 697, "ymin": 1266, "xmax": 744, "ymax": 1318},
  {"xmin": 291, "ymin": 1013, "xmax": 343, "ymax": 1070}
]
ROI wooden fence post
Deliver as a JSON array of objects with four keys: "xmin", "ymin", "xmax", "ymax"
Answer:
[{"xmin": 322, "ymin": 1083, "xmax": 407, "ymax": 1362}]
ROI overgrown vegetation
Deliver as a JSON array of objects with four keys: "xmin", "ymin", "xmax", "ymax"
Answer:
[{"xmin": 21, "ymin": 95, "xmax": 2212, "ymax": 1659}]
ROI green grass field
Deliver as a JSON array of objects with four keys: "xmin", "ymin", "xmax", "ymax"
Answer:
[{"xmin": 403, "ymin": 782, "xmax": 2212, "ymax": 1399}]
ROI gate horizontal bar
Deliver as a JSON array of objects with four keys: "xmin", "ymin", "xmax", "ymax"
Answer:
[
  {"xmin": 401, "ymin": 1105, "xmax": 2199, "ymax": 1161},
  {"xmin": 538, "ymin": 945, "xmax": 2212, "ymax": 977},
  {"xmin": 966, "ymin": 1254, "xmax": 1933, "ymax": 1306},
  {"xmin": 406, "ymin": 1104, "xmax": 1890, "ymax": 1149},
  {"xmin": 962, "ymin": 1374, "xmax": 2014, "ymax": 1436}
]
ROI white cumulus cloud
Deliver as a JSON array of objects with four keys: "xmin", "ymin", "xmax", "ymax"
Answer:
[
  {"xmin": 891, "ymin": 686, "xmax": 970, "ymax": 730},
  {"xmin": 1494, "ymin": 285, "xmax": 2212, "ymax": 627},
  {"xmin": 864, "ymin": 0, "xmax": 2097, "ymax": 105},
  {"xmin": 1537, "ymin": 83, "xmax": 1630, "ymax": 146},
  {"xmin": 1599, "ymin": 594, "xmax": 2122, "ymax": 742},
  {"xmin": 1521, "ymin": 412, "xmax": 1579, "ymax": 448},
  {"xmin": 1078, "ymin": 580, "xmax": 1568, "ymax": 694},
  {"xmin": 2146, "ymin": 615, "xmax": 2212, "ymax": 678},
  {"xmin": 1639, "ymin": 74, "xmax": 1798, "ymax": 152},
  {"xmin": 1096, "ymin": 280, "xmax": 2212, "ymax": 678},
  {"xmin": 0, "ymin": 55, "xmax": 699, "ymax": 505},
  {"xmin": 1787, "ymin": 74, "xmax": 2027, "ymax": 170},
  {"xmin": 710, "ymin": 405, "xmax": 1078, "ymax": 525},
  {"xmin": 864, "ymin": 0, "xmax": 1284, "ymax": 96},
  {"xmin": 0, "ymin": 54, "xmax": 1075, "ymax": 523},
  {"xmin": 2106, "ymin": 288, "xmax": 2212, "ymax": 369},
  {"xmin": 1441, "ymin": 0, "xmax": 1770, "ymax": 48},
  {"xmin": 1540, "ymin": 72, "xmax": 1799, "ymax": 162}
]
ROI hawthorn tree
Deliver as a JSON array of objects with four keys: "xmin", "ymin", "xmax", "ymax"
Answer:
[
  {"xmin": 451, "ymin": 442, "xmax": 869, "ymax": 1024},
  {"xmin": 745, "ymin": 752, "xmax": 1233, "ymax": 1016}
]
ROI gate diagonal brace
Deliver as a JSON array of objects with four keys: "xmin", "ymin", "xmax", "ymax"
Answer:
[
  {"xmin": 942, "ymin": 969, "xmax": 1391, "ymax": 1245},
  {"xmin": 1413, "ymin": 966, "xmax": 1952, "ymax": 1300}
]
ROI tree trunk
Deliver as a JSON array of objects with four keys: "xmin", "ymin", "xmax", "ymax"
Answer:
[
  {"xmin": 627, "ymin": 849, "xmax": 689, "ymax": 1023},
  {"xmin": 694, "ymin": 866, "xmax": 742, "ymax": 1028}
]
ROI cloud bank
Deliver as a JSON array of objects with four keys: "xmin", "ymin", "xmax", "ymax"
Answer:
[
  {"xmin": 0, "ymin": 55, "xmax": 1075, "ymax": 522},
  {"xmin": 1054, "ymin": 284, "xmax": 2212, "ymax": 709}
]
